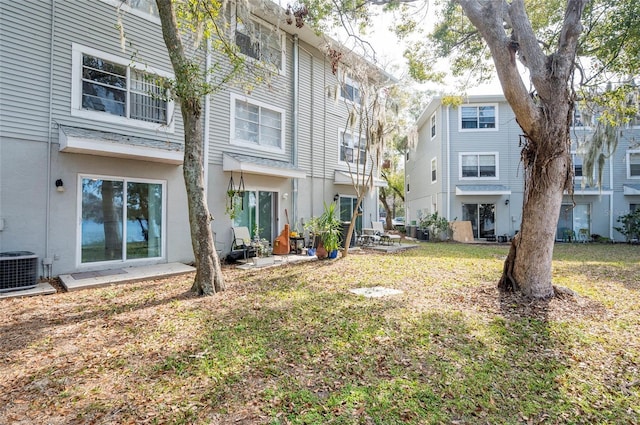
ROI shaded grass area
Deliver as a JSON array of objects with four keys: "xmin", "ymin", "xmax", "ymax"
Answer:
[{"xmin": 1, "ymin": 243, "xmax": 638, "ymax": 424}]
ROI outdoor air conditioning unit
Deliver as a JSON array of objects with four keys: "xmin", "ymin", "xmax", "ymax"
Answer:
[{"xmin": 0, "ymin": 251, "xmax": 38, "ymax": 292}]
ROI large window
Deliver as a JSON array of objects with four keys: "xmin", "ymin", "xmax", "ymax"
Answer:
[
  {"xmin": 460, "ymin": 153, "xmax": 498, "ymax": 179},
  {"xmin": 80, "ymin": 176, "xmax": 164, "ymax": 264},
  {"xmin": 235, "ymin": 18, "xmax": 283, "ymax": 70},
  {"xmin": 627, "ymin": 151, "xmax": 640, "ymax": 178},
  {"xmin": 231, "ymin": 94, "xmax": 284, "ymax": 151},
  {"xmin": 339, "ymin": 130, "xmax": 366, "ymax": 165},
  {"xmin": 460, "ymin": 104, "xmax": 497, "ymax": 130},
  {"xmin": 72, "ymin": 44, "xmax": 173, "ymax": 130}
]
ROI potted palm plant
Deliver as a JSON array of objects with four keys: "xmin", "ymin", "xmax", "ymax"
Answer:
[
  {"xmin": 304, "ymin": 202, "xmax": 342, "ymax": 259},
  {"xmin": 318, "ymin": 202, "xmax": 342, "ymax": 259}
]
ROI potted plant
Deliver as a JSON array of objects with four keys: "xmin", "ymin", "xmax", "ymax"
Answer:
[
  {"xmin": 304, "ymin": 202, "xmax": 342, "ymax": 259},
  {"xmin": 420, "ymin": 212, "xmax": 452, "ymax": 242},
  {"xmin": 318, "ymin": 202, "xmax": 342, "ymax": 258}
]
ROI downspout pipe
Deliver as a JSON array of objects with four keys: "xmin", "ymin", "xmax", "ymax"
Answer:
[
  {"xmin": 292, "ymin": 35, "xmax": 299, "ymax": 227},
  {"xmin": 446, "ymin": 105, "xmax": 451, "ymax": 221},
  {"xmin": 44, "ymin": 0, "xmax": 56, "ymax": 278},
  {"xmin": 609, "ymin": 155, "xmax": 614, "ymax": 240}
]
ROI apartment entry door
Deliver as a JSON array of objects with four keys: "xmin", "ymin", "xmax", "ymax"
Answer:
[
  {"xmin": 462, "ymin": 203, "xmax": 496, "ymax": 239},
  {"xmin": 233, "ymin": 191, "xmax": 277, "ymax": 241},
  {"xmin": 339, "ymin": 196, "xmax": 362, "ymax": 231}
]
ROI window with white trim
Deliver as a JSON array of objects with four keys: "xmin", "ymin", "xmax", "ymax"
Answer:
[
  {"xmin": 100, "ymin": 0, "xmax": 159, "ymax": 21},
  {"xmin": 339, "ymin": 130, "xmax": 366, "ymax": 165},
  {"xmin": 628, "ymin": 151, "xmax": 640, "ymax": 178},
  {"xmin": 572, "ymin": 152, "xmax": 583, "ymax": 179},
  {"xmin": 231, "ymin": 94, "xmax": 284, "ymax": 151},
  {"xmin": 339, "ymin": 75, "xmax": 361, "ymax": 104},
  {"xmin": 72, "ymin": 44, "xmax": 173, "ymax": 130},
  {"xmin": 235, "ymin": 18, "xmax": 284, "ymax": 71},
  {"xmin": 430, "ymin": 113, "xmax": 436, "ymax": 138},
  {"xmin": 459, "ymin": 104, "xmax": 497, "ymax": 130},
  {"xmin": 460, "ymin": 153, "xmax": 498, "ymax": 179},
  {"xmin": 431, "ymin": 157, "xmax": 437, "ymax": 183}
]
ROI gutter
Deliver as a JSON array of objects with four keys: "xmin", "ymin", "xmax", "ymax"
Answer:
[
  {"xmin": 446, "ymin": 105, "xmax": 451, "ymax": 221},
  {"xmin": 292, "ymin": 34, "xmax": 299, "ymax": 227},
  {"xmin": 609, "ymin": 155, "xmax": 614, "ymax": 240}
]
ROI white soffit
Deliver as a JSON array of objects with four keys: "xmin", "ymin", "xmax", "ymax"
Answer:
[{"xmin": 59, "ymin": 126, "xmax": 183, "ymax": 165}]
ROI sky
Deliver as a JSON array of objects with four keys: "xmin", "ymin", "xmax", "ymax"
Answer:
[{"xmin": 325, "ymin": 3, "xmax": 506, "ymax": 96}]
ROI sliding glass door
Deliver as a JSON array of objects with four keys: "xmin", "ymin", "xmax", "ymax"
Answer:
[
  {"xmin": 233, "ymin": 191, "xmax": 276, "ymax": 241},
  {"xmin": 462, "ymin": 203, "xmax": 496, "ymax": 239},
  {"xmin": 80, "ymin": 176, "xmax": 164, "ymax": 264}
]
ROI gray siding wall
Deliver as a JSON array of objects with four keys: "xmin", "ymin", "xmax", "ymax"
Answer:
[
  {"xmin": 50, "ymin": 1, "xmax": 184, "ymax": 145},
  {"xmin": 0, "ymin": 1, "xmax": 53, "ymax": 142},
  {"xmin": 449, "ymin": 100, "xmax": 522, "ymax": 190}
]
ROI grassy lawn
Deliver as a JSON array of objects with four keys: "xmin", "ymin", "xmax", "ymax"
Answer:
[{"xmin": 1, "ymin": 243, "xmax": 638, "ymax": 424}]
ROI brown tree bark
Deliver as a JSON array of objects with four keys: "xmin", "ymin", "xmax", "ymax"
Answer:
[
  {"xmin": 458, "ymin": 0, "xmax": 586, "ymax": 299},
  {"xmin": 156, "ymin": 0, "xmax": 224, "ymax": 295}
]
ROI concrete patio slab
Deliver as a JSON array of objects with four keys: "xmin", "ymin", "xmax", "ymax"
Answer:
[
  {"xmin": 234, "ymin": 253, "xmax": 317, "ymax": 270},
  {"xmin": 0, "ymin": 282, "xmax": 57, "ymax": 299},
  {"xmin": 59, "ymin": 262, "xmax": 195, "ymax": 291},
  {"xmin": 367, "ymin": 243, "xmax": 419, "ymax": 253}
]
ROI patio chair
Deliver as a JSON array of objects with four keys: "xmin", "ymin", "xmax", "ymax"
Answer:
[
  {"xmin": 227, "ymin": 226, "xmax": 256, "ymax": 263},
  {"xmin": 372, "ymin": 221, "xmax": 401, "ymax": 245},
  {"xmin": 361, "ymin": 228, "xmax": 381, "ymax": 246}
]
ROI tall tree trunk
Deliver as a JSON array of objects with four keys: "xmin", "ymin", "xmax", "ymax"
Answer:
[
  {"xmin": 156, "ymin": 0, "xmax": 224, "ymax": 295},
  {"xmin": 457, "ymin": 0, "xmax": 586, "ymax": 299},
  {"xmin": 499, "ymin": 113, "xmax": 572, "ymax": 299}
]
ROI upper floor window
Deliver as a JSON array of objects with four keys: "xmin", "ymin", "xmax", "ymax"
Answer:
[
  {"xmin": 339, "ymin": 130, "xmax": 366, "ymax": 165},
  {"xmin": 430, "ymin": 113, "xmax": 436, "ymax": 138},
  {"xmin": 627, "ymin": 151, "xmax": 640, "ymax": 179},
  {"xmin": 235, "ymin": 18, "xmax": 284, "ymax": 71},
  {"xmin": 72, "ymin": 44, "xmax": 173, "ymax": 131},
  {"xmin": 431, "ymin": 157, "xmax": 437, "ymax": 182},
  {"xmin": 459, "ymin": 104, "xmax": 497, "ymax": 130},
  {"xmin": 231, "ymin": 94, "xmax": 284, "ymax": 152},
  {"xmin": 572, "ymin": 152, "xmax": 583, "ymax": 179},
  {"xmin": 339, "ymin": 76, "xmax": 361, "ymax": 104},
  {"xmin": 571, "ymin": 105, "xmax": 594, "ymax": 128},
  {"xmin": 100, "ymin": 0, "xmax": 159, "ymax": 21},
  {"xmin": 460, "ymin": 153, "xmax": 498, "ymax": 179}
]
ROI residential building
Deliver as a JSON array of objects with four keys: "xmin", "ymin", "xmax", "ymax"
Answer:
[
  {"xmin": 406, "ymin": 94, "xmax": 639, "ymax": 242},
  {"xmin": 0, "ymin": 0, "xmax": 390, "ymax": 279}
]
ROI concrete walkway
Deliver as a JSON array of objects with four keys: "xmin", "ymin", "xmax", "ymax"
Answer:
[{"xmin": 59, "ymin": 262, "xmax": 195, "ymax": 291}]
